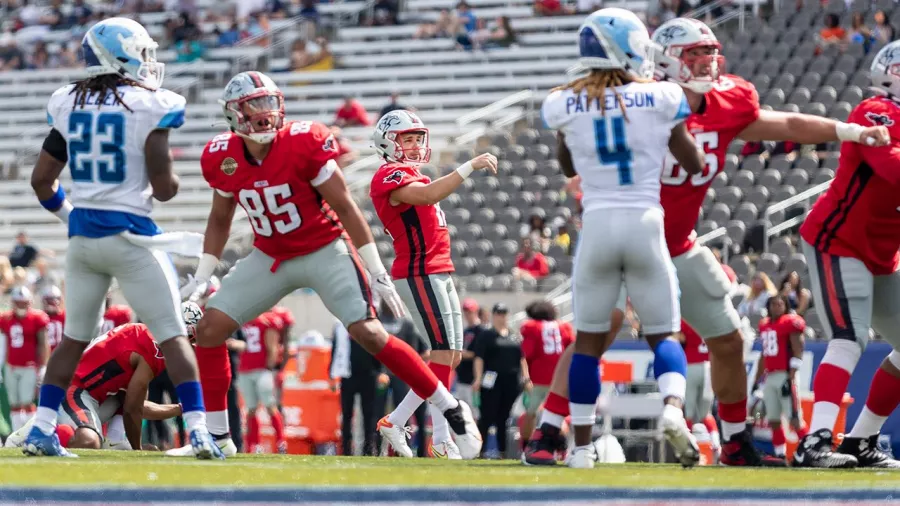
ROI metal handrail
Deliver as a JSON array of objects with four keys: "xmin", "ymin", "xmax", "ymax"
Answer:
[
  {"xmin": 453, "ymin": 90, "xmax": 535, "ymax": 146},
  {"xmin": 762, "ymin": 180, "xmax": 832, "ymax": 252}
]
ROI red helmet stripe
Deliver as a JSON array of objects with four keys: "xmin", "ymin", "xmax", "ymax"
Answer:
[{"xmin": 249, "ymin": 71, "xmax": 264, "ymax": 88}]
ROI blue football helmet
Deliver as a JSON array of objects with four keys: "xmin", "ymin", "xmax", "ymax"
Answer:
[
  {"xmin": 578, "ymin": 8, "xmax": 658, "ymax": 80},
  {"xmin": 82, "ymin": 17, "xmax": 164, "ymax": 90}
]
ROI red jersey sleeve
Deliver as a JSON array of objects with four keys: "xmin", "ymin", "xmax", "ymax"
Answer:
[
  {"xmin": 370, "ymin": 164, "xmax": 428, "ymax": 200},
  {"xmin": 704, "ymin": 75, "xmax": 761, "ymax": 135},
  {"xmin": 789, "ymin": 314, "xmax": 806, "ymax": 333},
  {"xmin": 559, "ymin": 322, "xmax": 575, "ymax": 349},
  {"xmin": 289, "ymin": 121, "xmax": 341, "ymax": 185},
  {"xmin": 849, "ymin": 98, "xmax": 900, "ymax": 185},
  {"xmin": 519, "ymin": 321, "xmax": 540, "ymax": 362},
  {"xmin": 200, "ymin": 132, "xmax": 239, "ymax": 195},
  {"xmin": 33, "ymin": 310, "xmax": 50, "ymax": 329}
]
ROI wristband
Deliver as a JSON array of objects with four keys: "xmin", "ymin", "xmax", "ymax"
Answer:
[
  {"xmin": 52, "ymin": 200, "xmax": 73, "ymax": 224},
  {"xmin": 835, "ymin": 122, "xmax": 866, "ymax": 142},
  {"xmin": 195, "ymin": 253, "xmax": 219, "ymax": 280},
  {"xmin": 455, "ymin": 161, "xmax": 474, "ymax": 179},
  {"xmin": 40, "ymin": 183, "xmax": 66, "ymax": 211},
  {"xmin": 358, "ymin": 243, "xmax": 387, "ymax": 276},
  {"xmin": 789, "ymin": 357, "xmax": 803, "ymax": 370}
]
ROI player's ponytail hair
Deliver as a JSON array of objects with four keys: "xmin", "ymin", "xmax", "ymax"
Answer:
[
  {"xmin": 553, "ymin": 69, "xmax": 651, "ymax": 121},
  {"xmin": 70, "ymin": 75, "xmax": 136, "ymax": 113}
]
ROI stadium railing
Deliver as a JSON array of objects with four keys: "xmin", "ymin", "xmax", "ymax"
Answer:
[{"xmin": 762, "ymin": 180, "xmax": 832, "ymax": 253}]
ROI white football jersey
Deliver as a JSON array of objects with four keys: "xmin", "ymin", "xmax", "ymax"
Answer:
[
  {"xmin": 47, "ymin": 84, "xmax": 186, "ymax": 217},
  {"xmin": 542, "ymin": 80, "xmax": 690, "ymax": 213}
]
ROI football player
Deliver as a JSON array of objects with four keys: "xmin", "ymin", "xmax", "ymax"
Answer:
[
  {"xmin": 27, "ymin": 17, "xmax": 217, "ymax": 458},
  {"xmin": 238, "ymin": 312, "xmax": 286, "ymax": 453},
  {"xmin": 794, "ymin": 40, "xmax": 900, "ymax": 469},
  {"xmin": 41, "ymin": 286, "xmax": 65, "ymax": 353},
  {"xmin": 0, "ymin": 287, "xmax": 50, "ymax": 431},
  {"xmin": 369, "ymin": 110, "xmax": 497, "ymax": 459},
  {"xmin": 542, "ymin": 8, "xmax": 705, "ymax": 468},
  {"xmin": 177, "ymin": 71, "xmax": 481, "ymax": 459},
  {"xmin": 102, "ymin": 295, "xmax": 134, "ymax": 334}
]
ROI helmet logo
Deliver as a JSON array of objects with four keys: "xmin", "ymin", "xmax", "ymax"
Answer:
[
  {"xmin": 655, "ymin": 25, "xmax": 687, "ymax": 45},
  {"xmin": 866, "ymin": 112, "xmax": 894, "ymax": 126},
  {"xmin": 383, "ymin": 170, "xmax": 405, "ymax": 185},
  {"xmin": 378, "ymin": 114, "xmax": 402, "ymax": 133}
]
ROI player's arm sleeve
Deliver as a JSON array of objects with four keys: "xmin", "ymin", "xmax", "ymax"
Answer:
[
  {"xmin": 540, "ymin": 91, "xmax": 568, "ymax": 130},
  {"xmin": 659, "ymin": 82, "xmax": 692, "ymax": 129},
  {"xmin": 297, "ymin": 122, "xmax": 342, "ymax": 187},
  {"xmin": 200, "ymin": 145, "xmax": 234, "ymax": 197},
  {"xmin": 136, "ymin": 90, "xmax": 187, "ymax": 149}
]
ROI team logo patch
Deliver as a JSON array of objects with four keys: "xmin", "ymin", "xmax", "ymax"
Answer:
[
  {"xmin": 322, "ymin": 134, "xmax": 337, "ymax": 152},
  {"xmin": 655, "ymin": 25, "xmax": 687, "ymax": 44},
  {"xmin": 383, "ymin": 170, "xmax": 404, "ymax": 185},
  {"xmin": 866, "ymin": 112, "xmax": 894, "ymax": 127},
  {"xmin": 221, "ymin": 157, "xmax": 238, "ymax": 175}
]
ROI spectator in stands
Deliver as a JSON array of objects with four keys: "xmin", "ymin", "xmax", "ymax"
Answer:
[
  {"xmin": 28, "ymin": 40, "xmax": 52, "ymax": 69},
  {"xmin": 456, "ymin": 298, "xmax": 484, "ymax": 418},
  {"xmin": 553, "ymin": 220, "xmax": 571, "ymax": 254},
  {"xmin": 738, "ymin": 272, "xmax": 777, "ymax": 323},
  {"xmin": 329, "ymin": 125, "xmax": 358, "ymax": 168},
  {"xmin": 299, "ymin": 0, "xmax": 321, "ymax": 38},
  {"xmin": 70, "ymin": 0, "xmax": 94, "ymax": 25},
  {"xmin": 849, "ymin": 13, "xmax": 873, "ymax": 52},
  {"xmin": 334, "ymin": 96, "xmax": 372, "ymax": 128},
  {"xmin": 513, "ymin": 238, "xmax": 550, "ymax": 282},
  {"xmin": 474, "ymin": 303, "xmax": 528, "ymax": 458},
  {"xmin": 453, "ymin": 1, "xmax": 477, "ymax": 50},
  {"xmin": 520, "ymin": 213, "xmax": 551, "ymax": 253},
  {"xmin": 56, "ymin": 42, "xmax": 78, "ymax": 68},
  {"xmin": 175, "ymin": 30, "xmax": 206, "ymax": 62},
  {"xmin": 481, "ymin": 16, "xmax": 517, "ymax": 49},
  {"xmin": 215, "ymin": 23, "xmax": 241, "ymax": 47},
  {"xmin": 290, "ymin": 37, "xmax": 332, "ymax": 71},
  {"xmin": 0, "ymin": 33, "xmax": 26, "ymax": 71},
  {"xmin": 371, "ymin": 0, "xmax": 399, "ymax": 26},
  {"xmin": 8, "ymin": 232, "xmax": 38, "ymax": 269},
  {"xmin": 819, "ymin": 13, "xmax": 847, "ymax": 51},
  {"xmin": 379, "ymin": 92, "xmax": 408, "ymax": 118},
  {"xmin": 534, "ymin": 0, "xmax": 563, "ymax": 17},
  {"xmin": 874, "ymin": 10, "xmax": 895, "ymax": 44},
  {"xmin": 779, "ymin": 271, "xmax": 811, "ymax": 316},
  {"xmin": 415, "ymin": 9, "xmax": 454, "ymax": 39}
]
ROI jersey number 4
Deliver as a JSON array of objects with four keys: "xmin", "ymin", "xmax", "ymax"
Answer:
[
  {"xmin": 239, "ymin": 183, "xmax": 303, "ymax": 237},
  {"xmin": 593, "ymin": 117, "xmax": 633, "ymax": 186},
  {"xmin": 68, "ymin": 111, "xmax": 126, "ymax": 183}
]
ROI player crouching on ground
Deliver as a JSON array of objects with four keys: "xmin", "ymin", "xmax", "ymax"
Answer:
[{"xmin": 8, "ymin": 303, "xmax": 202, "ymax": 452}]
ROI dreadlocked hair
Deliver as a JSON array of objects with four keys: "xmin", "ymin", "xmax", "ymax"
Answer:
[
  {"xmin": 553, "ymin": 69, "xmax": 651, "ymax": 122},
  {"xmin": 70, "ymin": 75, "xmax": 137, "ymax": 113}
]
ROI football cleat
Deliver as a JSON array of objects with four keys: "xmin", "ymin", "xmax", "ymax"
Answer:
[
  {"xmin": 661, "ymin": 409, "xmax": 700, "ymax": 468},
  {"xmin": 431, "ymin": 440, "xmax": 462, "ymax": 460},
  {"xmin": 22, "ymin": 427, "xmax": 77, "ymax": 458},
  {"xmin": 522, "ymin": 425, "xmax": 567, "ymax": 466},
  {"xmin": 165, "ymin": 435, "xmax": 236, "ymax": 458},
  {"xmin": 189, "ymin": 428, "xmax": 225, "ymax": 460},
  {"xmin": 566, "ymin": 445, "xmax": 597, "ymax": 469},
  {"xmin": 377, "ymin": 416, "xmax": 414, "ymax": 458},
  {"xmin": 5, "ymin": 421, "xmax": 32, "ymax": 448},
  {"xmin": 835, "ymin": 433, "xmax": 900, "ymax": 469},
  {"xmin": 792, "ymin": 428, "xmax": 857, "ymax": 469},
  {"xmin": 720, "ymin": 429, "xmax": 787, "ymax": 467},
  {"xmin": 276, "ymin": 440, "xmax": 288, "ymax": 455},
  {"xmin": 444, "ymin": 400, "xmax": 482, "ymax": 460}
]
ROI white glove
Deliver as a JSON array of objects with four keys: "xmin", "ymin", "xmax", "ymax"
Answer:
[
  {"xmin": 372, "ymin": 272, "xmax": 406, "ymax": 318},
  {"xmin": 180, "ymin": 274, "xmax": 209, "ymax": 302}
]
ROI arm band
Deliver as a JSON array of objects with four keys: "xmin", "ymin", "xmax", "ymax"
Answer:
[
  {"xmin": 789, "ymin": 357, "xmax": 803, "ymax": 370},
  {"xmin": 42, "ymin": 128, "xmax": 68, "ymax": 163},
  {"xmin": 39, "ymin": 183, "xmax": 66, "ymax": 211},
  {"xmin": 455, "ymin": 162, "xmax": 474, "ymax": 179}
]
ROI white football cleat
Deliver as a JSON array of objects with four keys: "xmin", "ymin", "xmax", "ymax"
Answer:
[
  {"xmin": 446, "ymin": 401, "xmax": 482, "ymax": 460},
  {"xmin": 4, "ymin": 421, "xmax": 31, "ymax": 448},
  {"xmin": 164, "ymin": 437, "xmax": 237, "ymax": 457},
  {"xmin": 661, "ymin": 407, "xmax": 700, "ymax": 468},
  {"xmin": 431, "ymin": 440, "xmax": 462, "ymax": 460},
  {"xmin": 377, "ymin": 416, "xmax": 414, "ymax": 458},
  {"xmin": 566, "ymin": 445, "xmax": 597, "ymax": 469},
  {"xmin": 102, "ymin": 439, "xmax": 133, "ymax": 451}
]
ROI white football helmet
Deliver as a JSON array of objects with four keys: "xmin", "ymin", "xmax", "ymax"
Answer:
[
  {"xmin": 181, "ymin": 301, "xmax": 203, "ymax": 340},
  {"xmin": 41, "ymin": 285, "xmax": 63, "ymax": 314},
  {"xmin": 372, "ymin": 110, "xmax": 431, "ymax": 164},
  {"xmin": 83, "ymin": 17, "xmax": 164, "ymax": 90},
  {"xmin": 652, "ymin": 18, "xmax": 723, "ymax": 94},
  {"xmin": 220, "ymin": 71, "xmax": 285, "ymax": 144},
  {"xmin": 10, "ymin": 285, "xmax": 32, "ymax": 317},
  {"xmin": 871, "ymin": 41, "xmax": 900, "ymax": 100},
  {"xmin": 578, "ymin": 8, "xmax": 658, "ymax": 80}
]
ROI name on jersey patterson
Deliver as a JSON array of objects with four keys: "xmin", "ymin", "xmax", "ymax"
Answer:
[{"xmin": 565, "ymin": 91, "xmax": 655, "ymax": 115}]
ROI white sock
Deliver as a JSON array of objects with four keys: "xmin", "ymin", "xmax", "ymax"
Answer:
[
  {"xmin": 107, "ymin": 415, "xmax": 126, "ymax": 442},
  {"xmin": 721, "ymin": 421, "xmax": 745, "ymax": 440},
  {"xmin": 809, "ymin": 402, "xmax": 841, "ymax": 434},
  {"xmin": 710, "ymin": 430, "xmax": 721, "ymax": 449},
  {"xmin": 11, "ymin": 410, "xmax": 26, "ymax": 431},
  {"xmin": 184, "ymin": 410, "xmax": 208, "ymax": 434},
  {"xmin": 206, "ymin": 410, "xmax": 228, "ymax": 436},
  {"xmin": 388, "ymin": 390, "xmax": 424, "ymax": 427},
  {"xmin": 569, "ymin": 402, "xmax": 596, "ymax": 426},
  {"xmin": 539, "ymin": 410, "xmax": 565, "ymax": 430},
  {"xmin": 848, "ymin": 406, "xmax": 888, "ymax": 438},
  {"xmin": 427, "ymin": 383, "xmax": 459, "ymax": 413},
  {"xmin": 774, "ymin": 444, "xmax": 786, "ymax": 457},
  {"xmin": 429, "ymin": 404, "xmax": 452, "ymax": 444},
  {"xmin": 657, "ymin": 372, "xmax": 687, "ymax": 402},
  {"xmin": 34, "ymin": 407, "xmax": 57, "ymax": 436}
]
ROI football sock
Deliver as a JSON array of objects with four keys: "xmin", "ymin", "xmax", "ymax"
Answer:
[
  {"xmin": 195, "ymin": 344, "xmax": 231, "ymax": 435},
  {"xmin": 653, "ymin": 338, "xmax": 688, "ymax": 402},
  {"xmin": 375, "ymin": 336, "xmax": 440, "ymax": 400},
  {"xmin": 429, "ymin": 383, "xmax": 458, "ymax": 412},
  {"xmin": 428, "ymin": 362, "xmax": 453, "ymax": 443},
  {"xmin": 568, "ymin": 353, "xmax": 600, "ymax": 426},
  {"xmin": 772, "ymin": 425, "xmax": 786, "ymax": 456},
  {"xmin": 246, "ymin": 414, "xmax": 260, "ymax": 450},
  {"xmin": 538, "ymin": 410, "xmax": 565, "ymax": 432},
  {"xmin": 809, "ymin": 339, "xmax": 860, "ymax": 434},
  {"xmin": 718, "ymin": 399, "xmax": 748, "ymax": 440},
  {"xmin": 107, "ymin": 414, "xmax": 126, "ymax": 443},
  {"xmin": 703, "ymin": 415, "xmax": 721, "ymax": 448},
  {"xmin": 388, "ymin": 390, "xmax": 424, "ymax": 427},
  {"xmin": 270, "ymin": 410, "xmax": 285, "ymax": 443},
  {"xmin": 848, "ymin": 359, "xmax": 900, "ymax": 438},
  {"xmin": 175, "ymin": 381, "xmax": 207, "ymax": 433},
  {"xmin": 34, "ymin": 384, "xmax": 65, "ymax": 435}
]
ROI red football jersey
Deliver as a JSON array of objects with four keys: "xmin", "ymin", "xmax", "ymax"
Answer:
[
  {"xmin": 520, "ymin": 319, "xmax": 574, "ymax": 385},
  {"xmin": 73, "ymin": 323, "xmax": 167, "ymax": 404},
  {"xmin": 102, "ymin": 305, "xmax": 133, "ymax": 334},
  {"xmin": 201, "ymin": 121, "xmax": 344, "ymax": 270},
  {"xmin": 369, "ymin": 163, "xmax": 454, "ymax": 279},
  {"xmin": 800, "ymin": 97, "xmax": 900, "ymax": 275},
  {"xmin": 269, "ymin": 306, "xmax": 295, "ymax": 331},
  {"xmin": 0, "ymin": 310, "xmax": 49, "ymax": 367},
  {"xmin": 758, "ymin": 314, "xmax": 806, "ymax": 373},
  {"xmin": 46, "ymin": 311, "xmax": 65, "ymax": 352},
  {"xmin": 682, "ymin": 320, "xmax": 708, "ymax": 365},
  {"xmin": 240, "ymin": 313, "xmax": 283, "ymax": 372},
  {"xmin": 660, "ymin": 75, "xmax": 761, "ymax": 258}
]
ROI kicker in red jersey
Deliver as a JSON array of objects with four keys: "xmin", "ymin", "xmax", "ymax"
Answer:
[
  {"xmin": 520, "ymin": 319, "xmax": 574, "ymax": 385},
  {"xmin": 682, "ymin": 320, "xmax": 708, "ymax": 364},
  {"xmin": 369, "ymin": 162, "xmax": 454, "ymax": 280},
  {"xmin": 800, "ymin": 97, "xmax": 900, "ymax": 275},
  {"xmin": 0, "ymin": 309, "xmax": 49, "ymax": 367},
  {"xmin": 73, "ymin": 323, "xmax": 167, "ymax": 404},
  {"xmin": 240, "ymin": 313, "xmax": 282, "ymax": 372},
  {"xmin": 660, "ymin": 75, "xmax": 760, "ymax": 258},
  {"xmin": 201, "ymin": 121, "xmax": 344, "ymax": 268},
  {"xmin": 46, "ymin": 311, "xmax": 65, "ymax": 351},
  {"xmin": 758, "ymin": 314, "xmax": 806, "ymax": 373}
]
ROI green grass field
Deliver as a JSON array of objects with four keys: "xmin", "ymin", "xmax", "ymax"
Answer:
[{"xmin": 1, "ymin": 448, "xmax": 899, "ymax": 489}]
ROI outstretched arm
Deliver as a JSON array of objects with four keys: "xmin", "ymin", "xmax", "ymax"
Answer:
[
  {"xmin": 738, "ymin": 110, "xmax": 890, "ymax": 146},
  {"xmin": 390, "ymin": 154, "xmax": 498, "ymax": 207}
]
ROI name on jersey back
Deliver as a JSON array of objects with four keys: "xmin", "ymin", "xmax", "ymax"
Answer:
[
  {"xmin": 82, "ymin": 91, "xmax": 121, "ymax": 108},
  {"xmin": 565, "ymin": 91, "xmax": 656, "ymax": 115}
]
